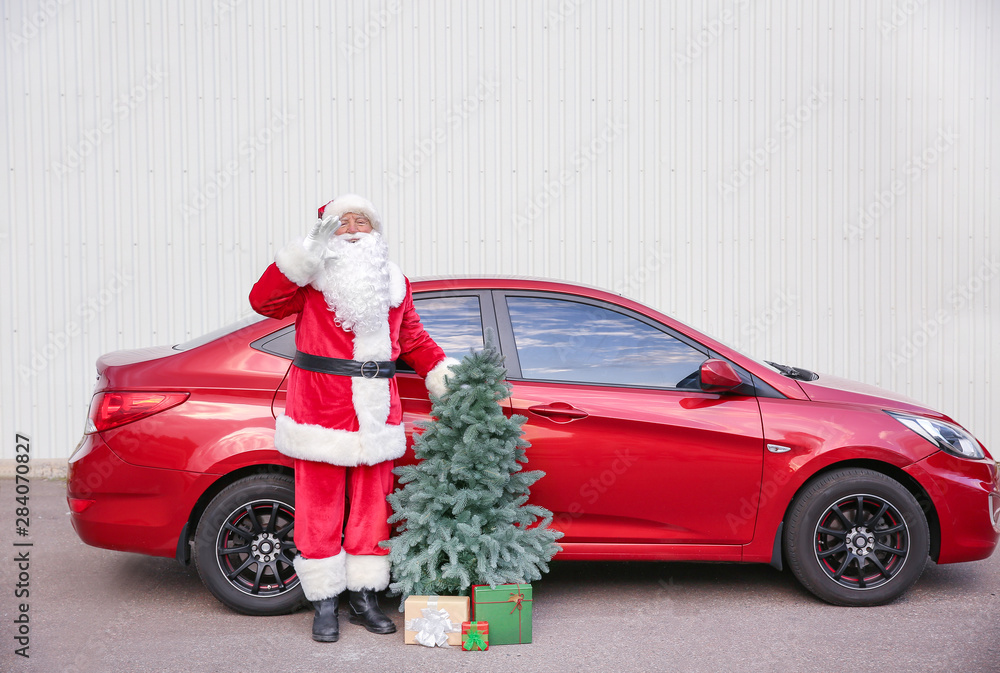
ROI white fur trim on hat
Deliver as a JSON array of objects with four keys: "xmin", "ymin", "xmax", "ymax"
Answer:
[
  {"xmin": 425, "ymin": 357, "xmax": 461, "ymax": 399},
  {"xmin": 319, "ymin": 193, "xmax": 383, "ymax": 232},
  {"xmin": 345, "ymin": 554, "xmax": 391, "ymax": 592},
  {"xmin": 274, "ymin": 238, "xmax": 324, "ymax": 287},
  {"xmin": 274, "ymin": 414, "xmax": 407, "ymax": 467},
  {"xmin": 294, "ymin": 550, "xmax": 346, "ymax": 601}
]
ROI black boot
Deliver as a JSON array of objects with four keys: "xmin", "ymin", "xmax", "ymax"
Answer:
[
  {"xmin": 311, "ymin": 596, "xmax": 340, "ymax": 642},
  {"xmin": 347, "ymin": 588, "xmax": 397, "ymax": 634}
]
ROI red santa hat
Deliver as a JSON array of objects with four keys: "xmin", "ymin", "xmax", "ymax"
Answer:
[{"xmin": 317, "ymin": 193, "xmax": 382, "ymax": 232}]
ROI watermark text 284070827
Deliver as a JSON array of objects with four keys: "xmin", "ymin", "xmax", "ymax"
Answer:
[{"xmin": 13, "ymin": 433, "xmax": 33, "ymax": 659}]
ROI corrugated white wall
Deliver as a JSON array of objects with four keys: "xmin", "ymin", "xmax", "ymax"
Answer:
[{"xmin": 2, "ymin": 0, "xmax": 997, "ymax": 461}]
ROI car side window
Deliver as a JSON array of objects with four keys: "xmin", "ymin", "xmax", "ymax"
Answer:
[
  {"xmin": 261, "ymin": 328, "xmax": 296, "ymax": 358},
  {"xmin": 505, "ymin": 296, "xmax": 706, "ymax": 388},
  {"xmin": 411, "ymin": 295, "xmax": 485, "ymax": 360},
  {"xmin": 252, "ymin": 325, "xmax": 296, "ymax": 359}
]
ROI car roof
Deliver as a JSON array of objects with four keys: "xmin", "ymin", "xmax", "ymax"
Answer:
[{"xmin": 410, "ymin": 275, "xmax": 659, "ymax": 317}]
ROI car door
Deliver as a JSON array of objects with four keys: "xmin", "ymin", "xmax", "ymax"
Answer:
[{"xmin": 494, "ymin": 291, "xmax": 766, "ymax": 547}]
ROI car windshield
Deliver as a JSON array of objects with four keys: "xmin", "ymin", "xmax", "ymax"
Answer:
[{"xmin": 172, "ymin": 314, "xmax": 269, "ymax": 351}]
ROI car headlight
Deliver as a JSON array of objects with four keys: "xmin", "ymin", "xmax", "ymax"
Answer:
[{"xmin": 886, "ymin": 411, "xmax": 985, "ymax": 460}]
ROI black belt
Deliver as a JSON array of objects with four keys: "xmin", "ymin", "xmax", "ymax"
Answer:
[{"xmin": 293, "ymin": 351, "xmax": 396, "ymax": 379}]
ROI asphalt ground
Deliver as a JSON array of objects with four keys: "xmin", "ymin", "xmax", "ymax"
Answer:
[{"xmin": 1, "ymin": 478, "xmax": 998, "ymax": 673}]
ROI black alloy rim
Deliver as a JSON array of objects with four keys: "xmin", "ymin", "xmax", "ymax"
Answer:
[
  {"xmin": 813, "ymin": 493, "xmax": 909, "ymax": 590},
  {"xmin": 215, "ymin": 498, "xmax": 299, "ymax": 597}
]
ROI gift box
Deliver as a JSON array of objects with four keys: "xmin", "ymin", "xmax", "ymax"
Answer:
[
  {"xmin": 471, "ymin": 583, "xmax": 533, "ymax": 645},
  {"xmin": 403, "ymin": 595, "xmax": 469, "ymax": 647},
  {"xmin": 461, "ymin": 621, "xmax": 489, "ymax": 651}
]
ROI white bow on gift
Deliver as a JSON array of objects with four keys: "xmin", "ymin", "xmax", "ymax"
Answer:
[{"xmin": 406, "ymin": 604, "xmax": 459, "ymax": 647}]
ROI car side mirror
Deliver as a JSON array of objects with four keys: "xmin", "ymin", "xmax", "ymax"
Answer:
[{"xmin": 699, "ymin": 359, "xmax": 743, "ymax": 392}]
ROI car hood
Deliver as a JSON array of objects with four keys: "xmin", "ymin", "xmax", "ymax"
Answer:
[{"xmin": 796, "ymin": 374, "xmax": 944, "ymax": 418}]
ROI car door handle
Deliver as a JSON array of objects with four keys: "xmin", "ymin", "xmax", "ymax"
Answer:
[{"xmin": 528, "ymin": 404, "xmax": 589, "ymax": 421}]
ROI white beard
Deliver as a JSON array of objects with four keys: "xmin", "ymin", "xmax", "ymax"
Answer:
[{"xmin": 316, "ymin": 231, "xmax": 391, "ymax": 336}]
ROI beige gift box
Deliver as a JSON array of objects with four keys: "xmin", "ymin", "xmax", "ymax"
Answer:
[{"xmin": 403, "ymin": 595, "xmax": 470, "ymax": 646}]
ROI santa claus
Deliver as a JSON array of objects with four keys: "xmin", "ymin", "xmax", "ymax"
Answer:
[{"xmin": 249, "ymin": 194, "xmax": 457, "ymax": 642}]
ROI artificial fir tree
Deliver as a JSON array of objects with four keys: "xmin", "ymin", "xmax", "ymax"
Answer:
[{"xmin": 383, "ymin": 342, "xmax": 563, "ymax": 603}]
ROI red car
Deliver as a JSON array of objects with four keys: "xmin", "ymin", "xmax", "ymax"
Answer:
[{"xmin": 67, "ymin": 278, "xmax": 1000, "ymax": 614}]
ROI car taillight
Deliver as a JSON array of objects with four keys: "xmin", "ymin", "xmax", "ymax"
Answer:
[
  {"xmin": 85, "ymin": 392, "xmax": 189, "ymax": 434},
  {"xmin": 68, "ymin": 497, "xmax": 95, "ymax": 513}
]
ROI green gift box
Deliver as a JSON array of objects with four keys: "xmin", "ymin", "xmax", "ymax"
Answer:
[{"xmin": 471, "ymin": 583, "xmax": 533, "ymax": 645}]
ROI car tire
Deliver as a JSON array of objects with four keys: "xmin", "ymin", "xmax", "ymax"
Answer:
[
  {"xmin": 783, "ymin": 468, "xmax": 930, "ymax": 607},
  {"xmin": 193, "ymin": 473, "xmax": 306, "ymax": 616}
]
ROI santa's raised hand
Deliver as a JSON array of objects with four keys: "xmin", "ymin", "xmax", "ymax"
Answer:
[{"xmin": 304, "ymin": 213, "xmax": 340, "ymax": 257}]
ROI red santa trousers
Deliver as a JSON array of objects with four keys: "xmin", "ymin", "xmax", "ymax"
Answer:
[
  {"xmin": 294, "ymin": 457, "xmax": 394, "ymax": 558},
  {"xmin": 292, "ymin": 458, "xmax": 395, "ymax": 600}
]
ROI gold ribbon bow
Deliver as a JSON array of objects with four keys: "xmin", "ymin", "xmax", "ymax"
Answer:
[{"xmin": 508, "ymin": 590, "xmax": 525, "ymax": 614}]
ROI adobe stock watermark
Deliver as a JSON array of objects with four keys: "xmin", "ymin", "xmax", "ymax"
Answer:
[
  {"xmin": 879, "ymin": 0, "xmax": 928, "ymax": 37},
  {"xmin": 726, "ymin": 469, "xmax": 791, "ymax": 535},
  {"xmin": 341, "ymin": 0, "xmax": 402, "ymax": 57},
  {"xmin": 512, "ymin": 116, "xmax": 627, "ymax": 228},
  {"xmin": 656, "ymin": 576, "xmax": 702, "ymax": 616},
  {"xmin": 214, "ymin": 0, "xmax": 244, "ymax": 18},
  {"xmin": 179, "ymin": 109, "xmax": 295, "ymax": 221},
  {"xmin": 845, "ymin": 128, "xmax": 957, "ymax": 243},
  {"xmin": 385, "ymin": 77, "xmax": 499, "ymax": 187},
  {"xmin": 673, "ymin": 0, "xmax": 752, "ymax": 68},
  {"xmin": 550, "ymin": 448, "xmax": 638, "ymax": 534},
  {"xmin": 51, "ymin": 67, "xmax": 168, "ymax": 177},
  {"xmin": 18, "ymin": 269, "xmax": 134, "ymax": 382},
  {"xmin": 6, "ymin": 0, "xmax": 73, "ymax": 51},
  {"xmin": 614, "ymin": 248, "xmax": 670, "ymax": 297},
  {"xmin": 736, "ymin": 290, "xmax": 799, "ymax": 353},
  {"xmin": 546, "ymin": 0, "xmax": 588, "ymax": 26},
  {"xmin": 888, "ymin": 254, "xmax": 1000, "ymax": 368},
  {"xmin": 719, "ymin": 86, "xmax": 830, "ymax": 199}
]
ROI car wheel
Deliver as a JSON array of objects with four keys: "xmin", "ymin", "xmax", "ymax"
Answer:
[
  {"xmin": 783, "ymin": 468, "xmax": 929, "ymax": 606},
  {"xmin": 193, "ymin": 474, "xmax": 305, "ymax": 616}
]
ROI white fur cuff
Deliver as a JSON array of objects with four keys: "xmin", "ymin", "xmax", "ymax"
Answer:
[
  {"xmin": 274, "ymin": 414, "xmax": 407, "ymax": 466},
  {"xmin": 345, "ymin": 554, "xmax": 391, "ymax": 592},
  {"xmin": 275, "ymin": 238, "xmax": 323, "ymax": 287},
  {"xmin": 294, "ymin": 551, "xmax": 346, "ymax": 601},
  {"xmin": 425, "ymin": 357, "xmax": 461, "ymax": 398}
]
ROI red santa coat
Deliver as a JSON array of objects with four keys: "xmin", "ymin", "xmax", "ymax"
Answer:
[{"xmin": 249, "ymin": 240, "xmax": 455, "ymax": 467}]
